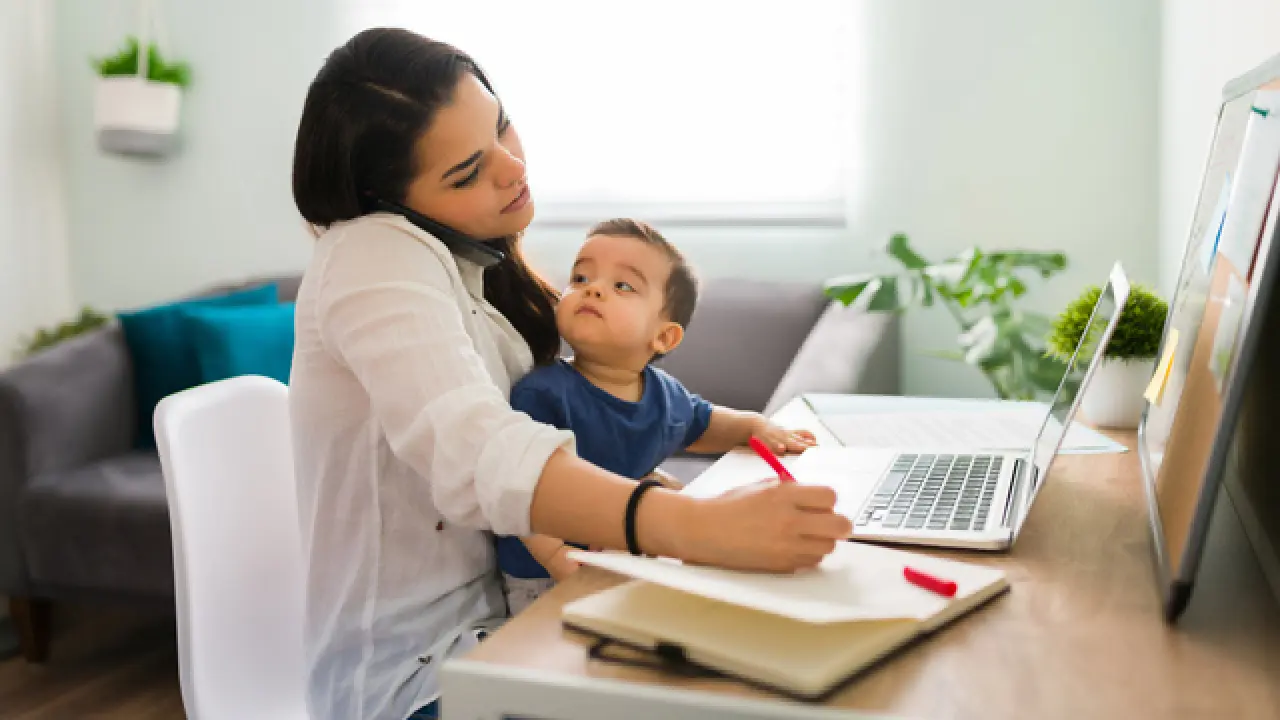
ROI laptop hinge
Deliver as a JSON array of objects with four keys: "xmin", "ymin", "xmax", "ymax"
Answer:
[{"xmin": 1001, "ymin": 459, "xmax": 1026, "ymax": 529}]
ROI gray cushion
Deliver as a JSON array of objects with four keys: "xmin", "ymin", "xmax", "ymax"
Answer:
[
  {"xmin": 655, "ymin": 279, "xmax": 827, "ymax": 412},
  {"xmin": 190, "ymin": 274, "xmax": 302, "ymax": 304},
  {"xmin": 20, "ymin": 452, "xmax": 173, "ymax": 596},
  {"xmin": 762, "ymin": 303, "xmax": 901, "ymax": 415},
  {"xmin": 1, "ymin": 326, "xmax": 136, "ymax": 477}
]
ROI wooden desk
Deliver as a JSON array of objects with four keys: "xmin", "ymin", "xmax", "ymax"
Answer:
[{"xmin": 446, "ymin": 401, "xmax": 1280, "ymax": 720}]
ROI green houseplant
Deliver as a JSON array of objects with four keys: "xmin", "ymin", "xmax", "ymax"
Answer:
[
  {"xmin": 825, "ymin": 234, "xmax": 1068, "ymax": 400},
  {"xmin": 91, "ymin": 36, "xmax": 192, "ymax": 87},
  {"xmin": 1046, "ymin": 284, "xmax": 1167, "ymax": 428},
  {"xmin": 15, "ymin": 307, "xmax": 111, "ymax": 360}
]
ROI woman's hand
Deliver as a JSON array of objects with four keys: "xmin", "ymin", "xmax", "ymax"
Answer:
[
  {"xmin": 751, "ymin": 419, "xmax": 818, "ymax": 455},
  {"xmin": 544, "ymin": 545, "xmax": 581, "ymax": 581},
  {"xmin": 641, "ymin": 480, "xmax": 851, "ymax": 573},
  {"xmin": 530, "ymin": 449, "xmax": 847, "ymax": 576}
]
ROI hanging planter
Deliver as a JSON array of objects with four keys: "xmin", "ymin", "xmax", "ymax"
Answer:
[{"xmin": 91, "ymin": 5, "xmax": 191, "ymax": 159}]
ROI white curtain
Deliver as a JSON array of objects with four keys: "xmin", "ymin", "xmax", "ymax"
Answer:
[
  {"xmin": 341, "ymin": 1, "xmax": 858, "ymax": 226},
  {"xmin": 0, "ymin": 0, "xmax": 74, "ymax": 364}
]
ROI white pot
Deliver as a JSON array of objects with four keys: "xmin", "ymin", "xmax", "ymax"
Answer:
[
  {"xmin": 93, "ymin": 76, "xmax": 182, "ymax": 157},
  {"xmin": 1080, "ymin": 357, "xmax": 1156, "ymax": 429}
]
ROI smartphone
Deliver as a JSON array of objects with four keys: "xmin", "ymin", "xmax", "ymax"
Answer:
[{"xmin": 371, "ymin": 197, "xmax": 506, "ymax": 268}]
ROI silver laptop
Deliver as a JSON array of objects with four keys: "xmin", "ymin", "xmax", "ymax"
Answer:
[{"xmin": 842, "ymin": 262, "xmax": 1131, "ymax": 550}]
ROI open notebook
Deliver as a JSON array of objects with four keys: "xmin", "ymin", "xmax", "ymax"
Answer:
[{"xmin": 562, "ymin": 541, "xmax": 1009, "ymax": 701}]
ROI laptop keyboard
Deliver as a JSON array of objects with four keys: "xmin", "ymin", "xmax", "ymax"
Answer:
[{"xmin": 855, "ymin": 454, "xmax": 1003, "ymax": 533}]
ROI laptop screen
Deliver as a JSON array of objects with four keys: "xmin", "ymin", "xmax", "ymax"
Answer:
[{"xmin": 1014, "ymin": 272, "xmax": 1125, "ymax": 530}]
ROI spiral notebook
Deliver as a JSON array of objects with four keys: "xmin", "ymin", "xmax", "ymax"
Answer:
[{"xmin": 562, "ymin": 541, "xmax": 1009, "ymax": 701}]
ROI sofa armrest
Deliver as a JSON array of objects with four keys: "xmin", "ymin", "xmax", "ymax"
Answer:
[{"xmin": 0, "ymin": 324, "xmax": 135, "ymax": 591}]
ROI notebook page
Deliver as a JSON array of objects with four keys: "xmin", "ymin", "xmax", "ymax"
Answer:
[
  {"xmin": 569, "ymin": 540, "xmax": 1006, "ymax": 624},
  {"xmin": 681, "ymin": 446, "xmax": 892, "ymax": 516}
]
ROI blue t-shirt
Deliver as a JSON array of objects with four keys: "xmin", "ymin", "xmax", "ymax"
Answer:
[{"xmin": 496, "ymin": 359, "xmax": 714, "ymax": 579}]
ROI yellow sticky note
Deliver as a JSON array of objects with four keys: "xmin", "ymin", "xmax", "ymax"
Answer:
[{"xmin": 1144, "ymin": 328, "xmax": 1180, "ymax": 405}]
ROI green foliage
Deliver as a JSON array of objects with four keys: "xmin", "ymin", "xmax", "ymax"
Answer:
[
  {"xmin": 91, "ymin": 36, "xmax": 191, "ymax": 87},
  {"xmin": 825, "ymin": 233, "xmax": 1069, "ymax": 401},
  {"xmin": 17, "ymin": 307, "xmax": 111, "ymax": 360},
  {"xmin": 1047, "ymin": 284, "xmax": 1167, "ymax": 361}
]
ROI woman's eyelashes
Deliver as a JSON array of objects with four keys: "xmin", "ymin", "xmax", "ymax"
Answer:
[
  {"xmin": 452, "ymin": 165, "xmax": 480, "ymax": 189},
  {"xmin": 452, "ymin": 115, "xmax": 512, "ymax": 190}
]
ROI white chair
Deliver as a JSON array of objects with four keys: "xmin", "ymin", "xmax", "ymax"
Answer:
[{"xmin": 155, "ymin": 375, "xmax": 309, "ymax": 719}]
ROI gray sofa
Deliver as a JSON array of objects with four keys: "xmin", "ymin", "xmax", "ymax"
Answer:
[{"xmin": 0, "ymin": 275, "xmax": 899, "ymax": 662}]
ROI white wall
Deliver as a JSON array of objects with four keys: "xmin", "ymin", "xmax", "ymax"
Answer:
[
  {"xmin": 54, "ymin": 0, "xmax": 335, "ymax": 311},
  {"xmin": 854, "ymin": 0, "xmax": 1161, "ymax": 397},
  {"xmin": 1160, "ymin": 0, "xmax": 1280, "ymax": 296},
  {"xmin": 530, "ymin": 1, "xmax": 1162, "ymax": 398},
  {"xmin": 52, "ymin": 0, "xmax": 1160, "ymax": 397},
  {"xmin": 0, "ymin": 0, "xmax": 74, "ymax": 363}
]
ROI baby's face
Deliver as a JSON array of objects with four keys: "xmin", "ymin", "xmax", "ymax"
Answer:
[{"xmin": 557, "ymin": 234, "xmax": 674, "ymax": 364}]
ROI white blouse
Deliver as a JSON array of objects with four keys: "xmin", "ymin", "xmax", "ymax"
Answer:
[{"xmin": 289, "ymin": 213, "xmax": 575, "ymax": 720}]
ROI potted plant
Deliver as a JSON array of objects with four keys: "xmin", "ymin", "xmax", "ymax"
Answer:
[
  {"xmin": 92, "ymin": 34, "xmax": 191, "ymax": 158},
  {"xmin": 825, "ymin": 234, "xmax": 1069, "ymax": 401},
  {"xmin": 1046, "ymin": 284, "xmax": 1167, "ymax": 428}
]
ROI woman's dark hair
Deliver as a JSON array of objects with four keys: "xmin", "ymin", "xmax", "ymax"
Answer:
[{"xmin": 292, "ymin": 27, "xmax": 560, "ymax": 364}]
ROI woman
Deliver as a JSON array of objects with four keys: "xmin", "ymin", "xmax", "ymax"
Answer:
[{"xmin": 289, "ymin": 27, "xmax": 851, "ymax": 720}]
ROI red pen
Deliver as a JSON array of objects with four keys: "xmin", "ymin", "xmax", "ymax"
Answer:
[
  {"xmin": 903, "ymin": 566, "xmax": 958, "ymax": 597},
  {"xmin": 749, "ymin": 436, "xmax": 796, "ymax": 483}
]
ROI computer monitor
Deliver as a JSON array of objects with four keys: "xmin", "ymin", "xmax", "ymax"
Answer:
[
  {"xmin": 1220, "ymin": 241, "xmax": 1280, "ymax": 608},
  {"xmin": 1138, "ymin": 52, "xmax": 1280, "ymax": 622}
]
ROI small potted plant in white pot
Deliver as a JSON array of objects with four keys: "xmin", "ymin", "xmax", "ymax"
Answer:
[
  {"xmin": 92, "ymin": 35, "xmax": 191, "ymax": 158},
  {"xmin": 1046, "ymin": 283, "xmax": 1168, "ymax": 428}
]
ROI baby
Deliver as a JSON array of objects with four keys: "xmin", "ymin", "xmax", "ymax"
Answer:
[{"xmin": 496, "ymin": 218, "xmax": 816, "ymax": 614}]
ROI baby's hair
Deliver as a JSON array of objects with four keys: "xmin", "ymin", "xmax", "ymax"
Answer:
[{"xmin": 587, "ymin": 218, "xmax": 699, "ymax": 329}]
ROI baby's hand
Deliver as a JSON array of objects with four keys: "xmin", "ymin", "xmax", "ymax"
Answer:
[{"xmin": 752, "ymin": 421, "xmax": 817, "ymax": 455}]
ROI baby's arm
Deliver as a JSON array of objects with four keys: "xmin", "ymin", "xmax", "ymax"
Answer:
[
  {"xmin": 519, "ymin": 535, "xmax": 580, "ymax": 580},
  {"xmin": 509, "ymin": 381, "xmax": 581, "ymax": 580},
  {"xmin": 685, "ymin": 406, "xmax": 816, "ymax": 455}
]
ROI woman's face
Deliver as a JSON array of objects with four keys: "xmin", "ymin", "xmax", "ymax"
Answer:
[{"xmin": 404, "ymin": 73, "xmax": 533, "ymax": 240}]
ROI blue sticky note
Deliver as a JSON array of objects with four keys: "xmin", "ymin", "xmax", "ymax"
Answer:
[{"xmin": 1201, "ymin": 173, "xmax": 1231, "ymax": 274}]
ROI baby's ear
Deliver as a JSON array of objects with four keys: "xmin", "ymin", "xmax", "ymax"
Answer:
[{"xmin": 651, "ymin": 321, "xmax": 685, "ymax": 356}]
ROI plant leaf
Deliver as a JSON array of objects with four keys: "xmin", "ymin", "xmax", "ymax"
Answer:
[
  {"xmin": 823, "ymin": 274, "xmax": 874, "ymax": 306},
  {"xmin": 864, "ymin": 276, "xmax": 902, "ymax": 312},
  {"xmin": 886, "ymin": 233, "xmax": 928, "ymax": 270},
  {"xmin": 986, "ymin": 251, "xmax": 1068, "ymax": 277}
]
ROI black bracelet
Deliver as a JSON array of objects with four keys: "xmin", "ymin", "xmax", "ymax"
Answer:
[{"xmin": 624, "ymin": 480, "xmax": 663, "ymax": 556}]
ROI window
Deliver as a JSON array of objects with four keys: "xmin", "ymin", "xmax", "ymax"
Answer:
[{"xmin": 341, "ymin": 2, "xmax": 857, "ymax": 227}]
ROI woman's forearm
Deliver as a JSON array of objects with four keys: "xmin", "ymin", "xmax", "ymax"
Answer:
[
  {"xmin": 527, "ymin": 448, "xmax": 693, "ymax": 558},
  {"xmin": 529, "ymin": 447, "xmax": 853, "ymax": 573}
]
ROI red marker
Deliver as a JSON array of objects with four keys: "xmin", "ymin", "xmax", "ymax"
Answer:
[
  {"xmin": 749, "ymin": 436, "xmax": 796, "ymax": 483},
  {"xmin": 903, "ymin": 566, "xmax": 958, "ymax": 597}
]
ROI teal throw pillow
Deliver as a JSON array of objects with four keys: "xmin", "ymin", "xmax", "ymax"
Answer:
[
  {"xmin": 181, "ymin": 302, "xmax": 296, "ymax": 386},
  {"xmin": 118, "ymin": 283, "xmax": 279, "ymax": 448}
]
